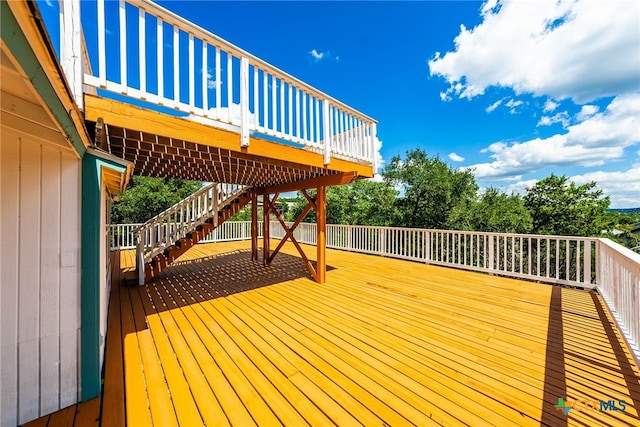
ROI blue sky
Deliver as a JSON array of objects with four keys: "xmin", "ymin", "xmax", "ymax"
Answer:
[{"xmin": 39, "ymin": 0, "xmax": 640, "ymax": 208}]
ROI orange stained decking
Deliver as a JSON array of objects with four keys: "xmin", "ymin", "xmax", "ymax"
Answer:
[{"xmin": 100, "ymin": 241, "xmax": 639, "ymax": 426}]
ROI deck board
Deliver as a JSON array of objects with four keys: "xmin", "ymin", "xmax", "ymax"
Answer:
[
  {"xmin": 101, "ymin": 241, "xmax": 639, "ymax": 426},
  {"xmin": 25, "ymin": 240, "xmax": 640, "ymax": 426}
]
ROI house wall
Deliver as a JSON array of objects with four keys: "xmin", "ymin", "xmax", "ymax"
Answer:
[{"xmin": 0, "ymin": 125, "xmax": 82, "ymax": 425}]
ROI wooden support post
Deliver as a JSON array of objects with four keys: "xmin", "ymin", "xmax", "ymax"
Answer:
[
  {"xmin": 316, "ymin": 185, "xmax": 327, "ymax": 283},
  {"xmin": 262, "ymin": 194, "xmax": 270, "ymax": 265},
  {"xmin": 251, "ymin": 191, "xmax": 258, "ymax": 261}
]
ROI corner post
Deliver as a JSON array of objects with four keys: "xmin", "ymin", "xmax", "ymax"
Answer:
[
  {"xmin": 60, "ymin": 0, "xmax": 83, "ymax": 109},
  {"xmin": 240, "ymin": 56, "xmax": 250, "ymax": 147},
  {"xmin": 323, "ymin": 99, "xmax": 331, "ymax": 165},
  {"xmin": 316, "ymin": 186, "xmax": 327, "ymax": 283},
  {"xmin": 370, "ymin": 122, "xmax": 378, "ymax": 171}
]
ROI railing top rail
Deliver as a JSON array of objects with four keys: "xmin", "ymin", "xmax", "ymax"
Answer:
[
  {"xmin": 599, "ymin": 238, "xmax": 640, "ymax": 263},
  {"xmin": 127, "ymin": 0, "xmax": 377, "ymax": 123},
  {"xmin": 328, "ymin": 224, "xmax": 600, "ymax": 241}
]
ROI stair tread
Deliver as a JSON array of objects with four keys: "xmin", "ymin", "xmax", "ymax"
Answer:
[{"xmin": 142, "ymin": 188, "xmax": 253, "ymax": 283}]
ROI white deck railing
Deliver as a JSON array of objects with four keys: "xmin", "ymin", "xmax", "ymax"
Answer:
[
  {"xmin": 597, "ymin": 239, "xmax": 640, "ymax": 363},
  {"xmin": 69, "ymin": 0, "xmax": 377, "ymax": 167},
  {"xmin": 268, "ymin": 223, "xmax": 599, "ymax": 288},
  {"xmin": 109, "ymin": 222, "xmax": 143, "ymax": 249},
  {"xmin": 109, "ymin": 221, "xmax": 639, "ymax": 362},
  {"xmin": 135, "ymin": 183, "xmax": 246, "ymax": 262}
]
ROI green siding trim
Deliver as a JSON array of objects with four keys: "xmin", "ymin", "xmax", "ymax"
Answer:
[
  {"xmin": 81, "ymin": 154, "xmax": 127, "ymax": 401},
  {"xmin": 81, "ymin": 154, "xmax": 101, "ymax": 400},
  {"xmin": 1, "ymin": 1, "xmax": 86, "ymax": 157}
]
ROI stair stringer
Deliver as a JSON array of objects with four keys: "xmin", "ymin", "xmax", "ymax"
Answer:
[{"xmin": 135, "ymin": 185, "xmax": 254, "ymax": 285}]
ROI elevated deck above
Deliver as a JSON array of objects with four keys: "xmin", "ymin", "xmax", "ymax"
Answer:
[
  {"xmin": 72, "ymin": 0, "xmax": 377, "ymax": 186},
  {"xmin": 84, "ymin": 95, "xmax": 373, "ymax": 187}
]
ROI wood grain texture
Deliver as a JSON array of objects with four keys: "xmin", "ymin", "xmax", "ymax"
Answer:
[{"xmin": 96, "ymin": 242, "xmax": 640, "ymax": 426}]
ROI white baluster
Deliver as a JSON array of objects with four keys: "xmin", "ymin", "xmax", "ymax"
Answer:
[
  {"xmin": 263, "ymin": 71, "xmax": 269, "ymax": 131},
  {"xmin": 271, "ymin": 76, "xmax": 276, "ymax": 134},
  {"xmin": 279, "ymin": 79, "xmax": 285, "ymax": 137},
  {"xmin": 173, "ymin": 25, "xmax": 179, "ymax": 106},
  {"xmin": 97, "ymin": 0, "xmax": 106, "ymax": 87},
  {"xmin": 215, "ymin": 47, "xmax": 221, "ymax": 119},
  {"xmin": 309, "ymin": 96, "xmax": 315, "ymax": 143},
  {"xmin": 288, "ymin": 84, "xmax": 293, "ymax": 138},
  {"xmin": 296, "ymin": 89, "xmax": 301, "ymax": 143},
  {"xmin": 119, "ymin": 0, "xmax": 127, "ymax": 91},
  {"xmin": 227, "ymin": 53, "xmax": 233, "ymax": 123},
  {"xmin": 188, "ymin": 33, "xmax": 195, "ymax": 111},
  {"xmin": 139, "ymin": 8, "xmax": 146, "ymax": 97},
  {"xmin": 202, "ymin": 42, "xmax": 208, "ymax": 115},
  {"xmin": 302, "ymin": 92, "xmax": 307, "ymax": 143},
  {"xmin": 157, "ymin": 17, "xmax": 164, "ymax": 100},
  {"xmin": 253, "ymin": 66, "xmax": 259, "ymax": 129}
]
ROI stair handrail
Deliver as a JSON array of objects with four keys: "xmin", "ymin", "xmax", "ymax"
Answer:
[
  {"xmin": 136, "ymin": 183, "xmax": 248, "ymax": 265},
  {"xmin": 131, "ymin": 182, "xmax": 217, "ymax": 235}
]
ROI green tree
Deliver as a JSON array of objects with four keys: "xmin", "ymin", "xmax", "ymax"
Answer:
[
  {"xmin": 523, "ymin": 174, "xmax": 612, "ymax": 237},
  {"xmin": 111, "ymin": 176, "xmax": 203, "ymax": 223},
  {"xmin": 382, "ymin": 148, "xmax": 477, "ymax": 229},
  {"xmin": 606, "ymin": 211, "xmax": 640, "ymax": 252},
  {"xmin": 286, "ymin": 180, "xmax": 398, "ymax": 226},
  {"xmin": 449, "ymin": 188, "xmax": 533, "ymax": 233}
]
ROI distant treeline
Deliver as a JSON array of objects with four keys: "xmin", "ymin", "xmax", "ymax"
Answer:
[
  {"xmin": 110, "ymin": 149, "xmax": 640, "ymax": 253},
  {"xmin": 608, "ymin": 208, "xmax": 640, "ymax": 214}
]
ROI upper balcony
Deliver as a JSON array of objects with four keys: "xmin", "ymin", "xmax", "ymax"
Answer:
[{"xmin": 48, "ymin": 0, "xmax": 377, "ymax": 186}]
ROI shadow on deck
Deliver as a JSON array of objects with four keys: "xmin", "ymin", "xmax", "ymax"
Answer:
[
  {"xmin": 26, "ymin": 240, "xmax": 640, "ymax": 426},
  {"xmin": 146, "ymin": 248, "xmax": 336, "ymax": 315}
]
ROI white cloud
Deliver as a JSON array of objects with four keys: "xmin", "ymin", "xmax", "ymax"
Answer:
[
  {"xmin": 309, "ymin": 49, "xmax": 325, "ymax": 62},
  {"xmin": 570, "ymin": 165, "xmax": 640, "ymax": 208},
  {"xmin": 505, "ymin": 98, "xmax": 524, "ymax": 114},
  {"xmin": 308, "ymin": 49, "xmax": 339, "ymax": 64},
  {"xmin": 505, "ymin": 99, "xmax": 522, "ymax": 108},
  {"xmin": 428, "ymin": 0, "xmax": 640, "ymax": 104},
  {"xmin": 449, "ymin": 152, "xmax": 465, "ymax": 162},
  {"xmin": 576, "ymin": 104, "xmax": 599, "ymax": 122},
  {"xmin": 543, "ymin": 99, "xmax": 559, "ymax": 112},
  {"xmin": 505, "ymin": 179, "xmax": 539, "ymax": 196},
  {"xmin": 45, "ymin": 0, "xmax": 54, "ymax": 7},
  {"xmin": 485, "ymin": 97, "xmax": 524, "ymax": 114},
  {"xmin": 486, "ymin": 99, "xmax": 503, "ymax": 113},
  {"xmin": 468, "ymin": 93, "xmax": 640, "ymax": 179},
  {"xmin": 495, "ymin": 168, "xmax": 640, "ymax": 207},
  {"xmin": 206, "ymin": 69, "xmax": 221, "ymax": 89},
  {"xmin": 537, "ymin": 111, "xmax": 570, "ymax": 127}
]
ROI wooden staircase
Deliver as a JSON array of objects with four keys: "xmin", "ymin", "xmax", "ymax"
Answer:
[{"xmin": 134, "ymin": 183, "xmax": 254, "ymax": 284}]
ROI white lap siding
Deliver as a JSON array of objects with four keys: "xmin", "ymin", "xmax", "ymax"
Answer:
[{"xmin": 0, "ymin": 125, "xmax": 81, "ymax": 426}]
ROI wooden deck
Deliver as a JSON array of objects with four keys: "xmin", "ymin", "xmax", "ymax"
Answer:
[{"xmin": 28, "ymin": 241, "xmax": 640, "ymax": 426}]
